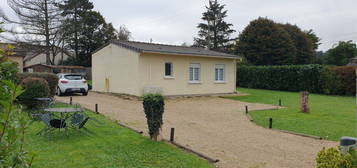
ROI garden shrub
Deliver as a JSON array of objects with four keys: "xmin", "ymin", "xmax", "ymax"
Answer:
[
  {"xmin": 330, "ymin": 66, "xmax": 356, "ymax": 95},
  {"xmin": 18, "ymin": 72, "xmax": 59, "ymax": 96},
  {"xmin": 237, "ymin": 65, "xmax": 356, "ymax": 95},
  {"xmin": 315, "ymin": 147, "xmax": 352, "ymax": 168},
  {"xmin": 18, "ymin": 77, "xmax": 50, "ymax": 109},
  {"xmin": 142, "ymin": 94, "xmax": 165, "ymax": 141}
]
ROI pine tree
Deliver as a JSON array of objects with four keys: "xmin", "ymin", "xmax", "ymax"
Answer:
[
  {"xmin": 194, "ymin": 0, "xmax": 235, "ymax": 52},
  {"xmin": 59, "ymin": 0, "xmax": 93, "ymax": 58}
]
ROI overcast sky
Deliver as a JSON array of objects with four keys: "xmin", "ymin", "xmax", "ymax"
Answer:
[{"xmin": 1, "ymin": 0, "xmax": 356, "ymax": 51}]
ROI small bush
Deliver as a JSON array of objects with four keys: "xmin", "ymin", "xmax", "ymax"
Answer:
[
  {"xmin": 142, "ymin": 94, "xmax": 165, "ymax": 141},
  {"xmin": 18, "ymin": 77, "xmax": 50, "ymax": 109},
  {"xmin": 18, "ymin": 72, "xmax": 58, "ymax": 96},
  {"xmin": 316, "ymin": 147, "xmax": 352, "ymax": 168}
]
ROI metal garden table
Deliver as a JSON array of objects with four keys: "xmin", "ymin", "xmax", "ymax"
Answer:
[{"xmin": 44, "ymin": 108, "xmax": 84, "ymax": 132}]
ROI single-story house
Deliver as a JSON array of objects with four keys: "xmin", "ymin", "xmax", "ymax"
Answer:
[
  {"xmin": 0, "ymin": 42, "xmax": 71, "ymax": 72},
  {"xmin": 92, "ymin": 40, "xmax": 240, "ymax": 96}
]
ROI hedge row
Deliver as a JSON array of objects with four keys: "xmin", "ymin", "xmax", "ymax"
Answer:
[
  {"xmin": 18, "ymin": 73, "xmax": 59, "ymax": 96},
  {"xmin": 237, "ymin": 65, "xmax": 355, "ymax": 95}
]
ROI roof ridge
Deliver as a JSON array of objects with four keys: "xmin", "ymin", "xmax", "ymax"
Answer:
[{"xmin": 113, "ymin": 40, "xmax": 202, "ymax": 49}]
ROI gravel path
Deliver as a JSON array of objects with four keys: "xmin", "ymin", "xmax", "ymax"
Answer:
[{"xmin": 56, "ymin": 92, "xmax": 337, "ymax": 168}]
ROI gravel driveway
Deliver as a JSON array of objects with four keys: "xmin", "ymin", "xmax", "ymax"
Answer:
[{"xmin": 56, "ymin": 92, "xmax": 336, "ymax": 168}]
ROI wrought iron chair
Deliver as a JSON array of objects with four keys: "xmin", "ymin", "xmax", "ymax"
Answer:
[{"xmin": 71, "ymin": 113, "xmax": 90, "ymax": 129}]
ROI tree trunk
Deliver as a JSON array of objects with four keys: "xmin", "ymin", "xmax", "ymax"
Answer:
[
  {"xmin": 74, "ymin": 3, "xmax": 79, "ymax": 58},
  {"xmin": 150, "ymin": 128, "xmax": 162, "ymax": 141},
  {"xmin": 300, "ymin": 91, "xmax": 310, "ymax": 113},
  {"xmin": 44, "ymin": 0, "xmax": 51, "ymax": 65}
]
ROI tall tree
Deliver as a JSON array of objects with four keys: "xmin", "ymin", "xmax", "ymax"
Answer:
[
  {"xmin": 1, "ymin": 0, "xmax": 64, "ymax": 65},
  {"xmin": 236, "ymin": 17, "xmax": 296, "ymax": 65},
  {"xmin": 304, "ymin": 29, "xmax": 321, "ymax": 51},
  {"xmin": 325, "ymin": 40, "xmax": 357, "ymax": 66},
  {"xmin": 280, "ymin": 23, "xmax": 314, "ymax": 64},
  {"xmin": 193, "ymin": 0, "xmax": 235, "ymax": 52},
  {"xmin": 62, "ymin": 11, "xmax": 118, "ymax": 66},
  {"xmin": 59, "ymin": 0, "xmax": 93, "ymax": 58}
]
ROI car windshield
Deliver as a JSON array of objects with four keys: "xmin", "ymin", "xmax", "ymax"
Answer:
[{"xmin": 64, "ymin": 75, "xmax": 82, "ymax": 80}]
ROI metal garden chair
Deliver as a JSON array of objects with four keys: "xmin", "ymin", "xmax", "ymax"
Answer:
[{"xmin": 71, "ymin": 113, "xmax": 90, "ymax": 129}]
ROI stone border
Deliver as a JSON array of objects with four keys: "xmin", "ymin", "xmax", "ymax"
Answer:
[{"xmin": 245, "ymin": 110, "xmax": 324, "ymax": 140}]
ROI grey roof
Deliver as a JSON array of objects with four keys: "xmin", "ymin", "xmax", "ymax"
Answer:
[{"xmin": 105, "ymin": 40, "xmax": 239, "ymax": 59}]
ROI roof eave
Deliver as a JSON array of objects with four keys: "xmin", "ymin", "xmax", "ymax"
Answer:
[{"xmin": 141, "ymin": 51, "xmax": 240, "ymax": 59}]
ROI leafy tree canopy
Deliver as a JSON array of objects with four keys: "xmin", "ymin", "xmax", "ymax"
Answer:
[
  {"xmin": 236, "ymin": 17, "xmax": 321, "ymax": 65},
  {"xmin": 236, "ymin": 17, "xmax": 296, "ymax": 65},
  {"xmin": 325, "ymin": 40, "xmax": 357, "ymax": 66}
]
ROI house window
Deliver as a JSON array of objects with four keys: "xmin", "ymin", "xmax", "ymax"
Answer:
[
  {"xmin": 165, "ymin": 62, "xmax": 173, "ymax": 77},
  {"xmin": 189, "ymin": 63, "xmax": 200, "ymax": 82},
  {"xmin": 215, "ymin": 64, "xmax": 225, "ymax": 82}
]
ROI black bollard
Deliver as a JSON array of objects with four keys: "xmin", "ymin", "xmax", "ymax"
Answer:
[
  {"xmin": 95, "ymin": 104, "xmax": 98, "ymax": 114},
  {"xmin": 170, "ymin": 128, "xmax": 175, "ymax": 142},
  {"xmin": 269, "ymin": 118, "xmax": 273, "ymax": 129}
]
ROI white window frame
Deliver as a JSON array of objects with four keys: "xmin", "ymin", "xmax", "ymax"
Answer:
[
  {"xmin": 215, "ymin": 64, "xmax": 225, "ymax": 83},
  {"xmin": 164, "ymin": 62, "xmax": 174, "ymax": 78},
  {"xmin": 189, "ymin": 63, "xmax": 201, "ymax": 83}
]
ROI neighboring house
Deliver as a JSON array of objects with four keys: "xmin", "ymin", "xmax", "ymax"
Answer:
[
  {"xmin": 24, "ymin": 64, "xmax": 86, "ymax": 74},
  {"xmin": 23, "ymin": 49, "xmax": 71, "ymax": 67},
  {"xmin": 92, "ymin": 40, "xmax": 240, "ymax": 96},
  {"xmin": 0, "ymin": 43, "xmax": 27, "ymax": 72},
  {"xmin": 0, "ymin": 42, "xmax": 71, "ymax": 72}
]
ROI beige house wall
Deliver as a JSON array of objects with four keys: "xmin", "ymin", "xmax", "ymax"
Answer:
[
  {"xmin": 138, "ymin": 53, "xmax": 236, "ymax": 96},
  {"xmin": 24, "ymin": 52, "xmax": 70, "ymax": 67},
  {"xmin": 92, "ymin": 44, "xmax": 140, "ymax": 95},
  {"xmin": 7, "ymin": 56, "xmax": 23, "ymax": 72}
]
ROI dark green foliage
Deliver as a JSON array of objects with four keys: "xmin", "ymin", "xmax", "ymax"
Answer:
[
  {"xmin": 142, "ymin": 94, "xmax": 165, "ymax": 140},
  {"xmin": 237, "ymin": 65, "xmax": 324, "ymax": 92},
  {"xmin": 236, "ymin": 65, "xmax": 355, "ymax": 95},
  {"xmin": 60, "ymin": 0, "xmax": 120, "ymax": 67},
  {"xmin": 193, "ymin": 0, "xmax": 235, "ymax": 52},
  {"xmin": 236, "ymin": 18, "xmax": 296, "ymax": 65},
  {"xmin": 236, "ymin": 18, "xmax": 320, "ymax": 65},
  {"xmin": 304, "ymin": 29, "xmax": 321, "ymax": 51},
  {"xmin": 326, "ymin": 41, "xmax": 357, "ymax": 66},
  {"xmin": 18, "ymin": 72, "xmax": 58, "ymax": 96},
  {"xmin": 280, "ymin": 24, "xmax": 314, "ymax": 64},
  {"xmin": 18, "ymin": 77, "xmax": 50, "ymax": 109}
]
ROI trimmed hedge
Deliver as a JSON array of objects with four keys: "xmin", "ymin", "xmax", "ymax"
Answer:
[
  {"xmin": 18, "ymin": 77, "xmax": 50, "ymax": 109},
  {"xmin": 237, "ymin": 65, "xmax": 355, "ymax": 95},
  {"xmin": 142, "ymin": 94, "xmax": 165, "ymax": 141},
  {"xmin": 18, "ymin": 73, "xmax": 58, "ymax": 96}
]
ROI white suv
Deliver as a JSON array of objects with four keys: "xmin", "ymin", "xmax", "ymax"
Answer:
[{"xmin": 56, "ymin": 73, "xmax": 88, "ymax": 96}]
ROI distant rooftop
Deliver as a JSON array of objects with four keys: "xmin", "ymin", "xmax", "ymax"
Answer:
[{"xmin": 95, "ymin": 40, "xmax": 240, "ymax": 59}]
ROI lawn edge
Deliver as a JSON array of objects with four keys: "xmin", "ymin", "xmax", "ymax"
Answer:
[
  {"xmin": 55, "ymin": 99, "xmax": 219, "ymax": 166},
  {"xmin": 244, "ymin": 110, "xmax": 324, "ymax": 140}
]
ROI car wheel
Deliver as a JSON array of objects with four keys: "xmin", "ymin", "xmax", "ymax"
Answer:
[
  {"xmin": 57, "ymin": 87, "xmax": 63, "ymax": 96},
  {"xmin": 82, "ymin": 91, "xmax": 88, "ymax": 96}
]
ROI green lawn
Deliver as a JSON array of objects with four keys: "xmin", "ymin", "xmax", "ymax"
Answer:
[
  {"xmin": 25, "ymin": 104, "xmax": 213, "ymax": 168},
  {"xmin": 225, "ymin": 88, "xmax": 356, "ymax": 141}
]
